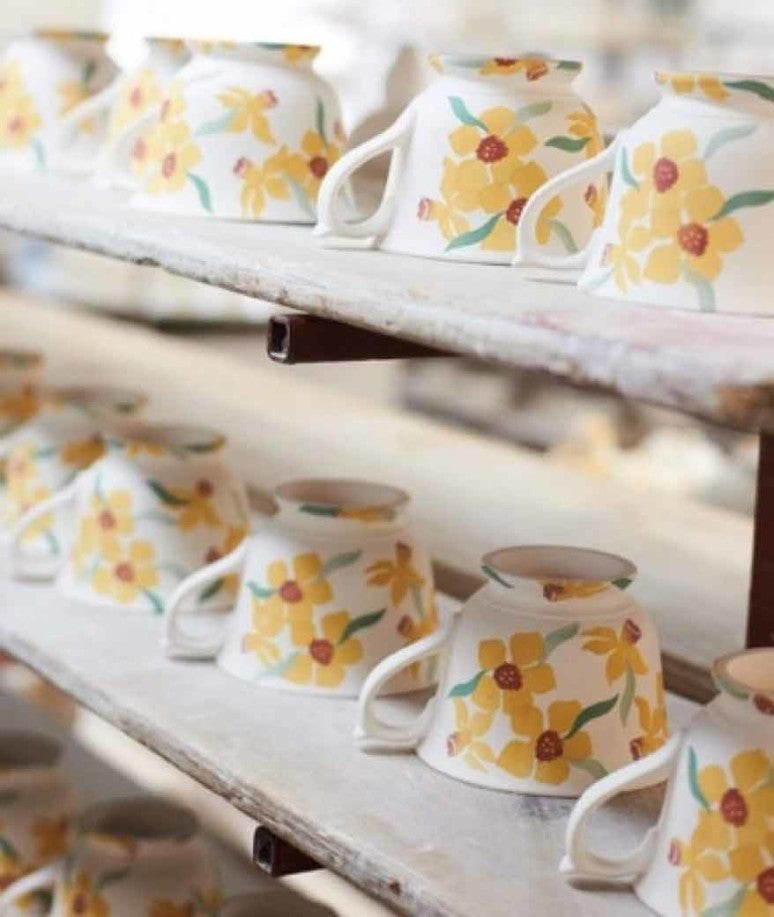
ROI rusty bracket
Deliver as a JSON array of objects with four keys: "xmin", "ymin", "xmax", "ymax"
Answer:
[
  {"xmin": 267, "ymin": 314, "xmax": 452, "ymax": 364},
  {"xmin": 252, "ymin": 826, "xmax": 320, "ymax": 877}
]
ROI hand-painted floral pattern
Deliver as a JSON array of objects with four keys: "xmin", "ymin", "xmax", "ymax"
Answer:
[
  {"xmin": 217, "ymin": 87, "xmax": 277, "ymax": 143},
  {"xmin": 201, "ymin": 526, "xmax": 247, "ymax": 598},
  {"xmin": 656, "ymin": 71, "xmax": 729, "ymax": 103},
  {"xmin": 669, "ymin": 747, "xmax": 774, "ymax": 915},
  {"xmin": 479, "ymin": 58, "xmax": 550, "ymax": 80},
  {"xmin": 31, "ymin": 816, "xmax": 69, "ymax": 860},
  {"xmin": 0, "ymin": 61, "xmax": 42, "ymax": 152},
  {"xmin": 630, "ymin": 674, "xmax": 668, "ymax": 760},
  {"xmin": 108, "ymin": 67, "xmax": 162, "ymax": 138},
  {"xmin": 0, "ymin": 385, "xmax": 39, "ymax": 435},
  {"xmin": 60, "ymin": 436, "xmax": 105, "ymax": 469},
  {"xmin": 62, "ymin": 871, "xmax": 110, "ymax": 916},
  {"xmin": 234, "ymin": 148, "xmax": 294, "ymax": 218},
  {"xmin": 73, "ymin": 489, "xmax": 135, "ymax": 573},
  {"xmin": 282, "ymin": 609, "xmax": 365, "ymax": 688},
  {"xmin": 446, "ymin": 698, "xmax": 494, "ymax": 770},
  {"xmin": 91, "ymin": 539, "xmax": 159, "ymax": 605},
  {"xmin": 582, "ymin": 617, "xmax": 650, "ymax": 725}
]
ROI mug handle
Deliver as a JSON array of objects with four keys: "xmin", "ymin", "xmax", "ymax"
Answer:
[
  {"xmin": 10, "ymin": 477, "xmax": 80, "ymax": 581},
  {"xmin": 163, "ymin": 540, "xmax": 248, "ymax": 659},
  {"xmin": 513, "ymin": 134, "xmax": 622, "ymax": 270},
  {"xmin": 355, "ymin": 616, "xmax": 456, "ymax": 752},
  {"xmin": 314, "ymin": 105, "xmax": 416, "ymax": 246},
  {"xmin": 0, "ymin": 859, "xmax": 63, "ymax": 911},
  {"xmin": 560, "ymin": 733, "xmax": 682, "ymax": 885}
]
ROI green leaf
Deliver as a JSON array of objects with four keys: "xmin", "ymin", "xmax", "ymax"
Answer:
[
  {"xmin": 188, "ymin": 172, "xmax": 213, "ymax": 213},
  {"xmin": 557, "ymin": 61, "xmax": 582, "ymax": 71},
  {"xmin": 322, "ymin": 550, "xmax": 362, "ymax": 575},
  {"xmin": 564, "ymin": 694, "xmax": 619, "ymax": 740},
  {"xmin": 545, "ymin": 135, "xmax": 591, "ymax": 153},
  {"xmin": 315, "ymin": 96, "xmax": 326, "ymax": 143},
  {"xmin": 701, "ymin": 887, "xmax": 748, "ymax": 917},
  {"xmin": 299, "ymin": 503, "xmax": 340, "ymax": 517},
  {"xmin": 147, "ymin": 480, "xmax": 189, "ymax": 507},
  {"xmin": 32, "ymin": 137, "xmax": 45, "ymax": 171},
  {"xmin": 688, "ymin": 746, "xmax": 710, "ymax": 809},
  {"xmin": 711, "ymin": 672, "xmax": 749, "ymax": 700},
  {"xmin": 620, "ymin": 665, "xmax": 636, "ymax": 725},
  {"xmin": 199, "ymin": 578, "xmax": 224, "ymax": 602},
  {"xmin": 481, "ymin": 564, "xmax": 513, "ymax": 589},
  {"xmin": 248, "ymin": 581, "xmax": 275, "ymax": 600},
  {"xmin": 143, "ymin": 590, "xmax": 164, "ymax": 615},
  {"xmin": 446, "ymin": 213, "xmax": 503, "ymax": 251},
  {"xmin": 448, "ymin": 96, "xmax": 488, "ymax": 130},
  {"xmin": 448, "ymin": 669, "xmax": 487, "ymax": 698},
  {"xmin": 723, "ymin": 79, "xmax": 774, "ymax": 103},
  {"xmin": 0, "ymin": 836, "xmax": 19, "ymax": 859},
  {"xmin": 620, "ymin": 147, "xmax": 638, "ymax": 189},
  {"xmin": 542, "ymin": 622, "xmax": 580, "ymax": 659},
  {"xmin": 683, "ymin": 266, "xmax": 716, "ymax": 312},
  {"xmin": 195, "ymin": 112, "xmax": 233, "ymax": 136},
  {"xmin": 43, "ymin": 529, "xmax": 60, "ymax": 556},
  {"xmin": 287, "ymin": 178, "xmax": 318, "ymax": 220},
  {"xmin": 258, "ymin": 651, "xmax": 300, "ymax": 679},
  {"xmin": 711, "ymin": 189, "xmax": 774, "ymax": 221},
  {"xmin": 410, "ymin": 583, "xmax": 425, "ymax": 620},
  {"xmin": 339, "ymin": 608, "xmax": 386, "ymax": 644},
  {"xmin": 549, "ymin": 219, "xmax": 578, "ymax": 254},
  {"xmin": 96, "ymin": 868, "xmax": 130, "ymax": 890},
  {"xmin": 517, "ymin": 100, "xmax": 552, "ymax": 122},
  {"xmin": 572, "ymin": 758, "xmax": 608, "ymax": 780},
  {"xmin": 612, "ymin": 578, "xmax": 633, "ymax": 591},
  {"xmin": 704, "ymin": 123, "xmax": 757, "ymax": 161}
]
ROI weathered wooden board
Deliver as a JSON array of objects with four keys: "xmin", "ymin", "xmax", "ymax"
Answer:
[
  {"xmin": 0, "ymin": 296, "xmax": 751, "ymax": 697},
  {"xmin": 0, "ymin": 574, "xmax": 697, "ymax": 917},
  {"xmin": 1, "ymin": 174, "xmax": 774, "ymax": 427}
]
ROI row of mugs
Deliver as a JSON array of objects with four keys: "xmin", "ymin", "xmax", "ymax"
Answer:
[
  {"xmin": 4, "ymin": 31, "xmax": 773, "ymax": 313},
  {"xmin": 0, "ymin": 732, "xmax": 328, "ymax": 916}
]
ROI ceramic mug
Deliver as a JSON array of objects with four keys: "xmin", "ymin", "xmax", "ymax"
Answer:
[
  {"xmin": 516, "ymin": 70, "xmax": 774, "ymax": 314},
  {"xmin": 0, "ymin": 732, "xmax": 76, "ymax": 916},
  {"xmin": 0, "ymin": 30, "xmax": 117, "ymax": 174},
  {"xmin": 0, "ymin": 796, "xmax": 221, "ymax": 916},
  {"xmin": 561, "ymin": 647, "xmax": 774, "ymax": 917},
  {"xmin": 1, "ymin": 388, "xmax": 144, "ymax": 565},
  {"xmin": 12, "ymin": 422, "xmax": 250, "ymax": 613},
  {"xmin": 357, "ymin": 545, "xmax": 668, "ymax": 796},
  {"xmin": 314, "ymin": 53, "xmax": 605, "ymax": 263},
  {"xmin": 164, "ymin": 478, "xmax": 439, "ymax": 697},
  {"xmin": 107, "ymin": 41, "xmax": 346, "ymax": 221},
  {"xmin": 0, "ymin": 351, "xmax": 43, "ymax": 440}
]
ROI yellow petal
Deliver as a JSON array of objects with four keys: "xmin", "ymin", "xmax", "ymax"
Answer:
[
  {"xmin": 449, "ymin": 124, "xmax": 480, "ymax": 156},
  {"xmin": 511, "ymin": 159, "xmax": 546, "ymax": 196},
  {"xmin": 283, "ymin": 653, "xmax": 313, "ymax": 684},
  {"xmin": 303, "ymin": 578, "xmax": 332, "ymax": 606},
  {"xmin": 662, "ymin": 129, "xmax": 697, "ymax": 161},
  {"xmin": 480, "ymin": 217, "xmax": 514, "ymax": 252},
  {"xmin": 334, "ymin": 638, "xmax": 363, "ymax": 665},
  {"xmin": 677, "ymin": 159, "xmax": 707, "ymax": 192},
  {"xmin": 709, "ymin": 217, "xmax": 744, "ymax": 255},
  {"xmin": 293, "ymin": 553, "xmax": 323, "ymax": 582},
  {"xmin": 644, "ymin": 244, "xmax": 681, "ymax": 283},
  {"xmin": 130, "ymin": 541, "xmax": 154, "ymax": 563},
  {"xmin": 563, "ymin": 730, "xmax": 592, "ymax": 762},
  {"xmin": 478, "ymin": 182, "xmax": 511, "ymax": 213},
  {"xmin": 481, "ymin": 106, "xmax": 515, "ymax": 137},
  {"xmin": 315, "ymin": 661, "xmax": 345, "ymax": 688},
  {"xmin": 267, "ymin": 560, "xmax": 287, "ymax": 588},
  {"xmin": 478, "ymin": 639, "xmax": 506, "ymax": 670},
  {"xmin": 729, "ymin": 844, "xmax": 766, "ymax": 884},
  {"xmin": 685, "ymin": 185, "xmax": 725, "ymax": 223},
  {"xmin": 496, "ymin": 740, "xmax": 534, "ymax": 778},
  {"xmin": 505, "ymin": 124, "xmax": 538, "ymax": 157},
  {"xmin": 730, "ymin": 749, "xmax": 769, "ymax": 793},
  {"xmin": 455, "ymin": 159, "xmax": 489, "ymax": 193},
  {"xmin": 548, "ymin": 700, "xmax": 581, "ymax": 735},
  {"xmin": 535, "ymin": 758, "xmax": 570, "ymax": 785},
  {"xmin": 509, "ymin": 632, "xmax": 544, "ymax": 666},
  {"xmin": 321, "ymin": 610, "xmax": 349, "ymax": 643},
  {"xmin": 471, "ymin": 673, "xmax": 499, "ymax": 713},
  {"xmin": 686, "ymin": 248, "xmax": 722, "ymax": 282},
  {"xmin": 522, "ymin": 663, "xmax": 556, "ymax": 695},
  {"xmin": 606, "ymin": 650, "xmax": 626, "ymax": 683},
  {"xmin": 469, "ymin": 710, "xmax": 492, "ymax": 740},
  {"xmin": 510, "ymin": 704, "xmax": 543, "ymax": 738},
  {"xmin": 632, "ymin": 142, "xmax": 655, "ymax": 176}
]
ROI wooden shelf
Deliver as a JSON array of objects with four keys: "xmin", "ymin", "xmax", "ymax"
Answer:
[
  {"xmin": 2, "ymin": 174, "xmax": 774, "ymax": 429},
  {"xmin": 0, "ymin": 574, "xmax": 697, "ymax": 917}
]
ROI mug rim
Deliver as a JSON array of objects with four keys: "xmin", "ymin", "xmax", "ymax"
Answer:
[
  {"xmin": 78, "ymin": 795, "xmax": 199, "ymax": 842},
  {"xmin": 274, "ymin": 477, "xmax": 409, "ymax": 513},
  {"xmin": 33, "ymin": 28, "xmax": 110, "ymax": 43},
  {"xmin": 0, "ymin": 731, "xmax": 62, "ymax": 770},
  {"xmin": 105, "ymin": 420, "xmax": 226, "ymax": 453},
  {"xmin": 187, "ymin": 39, "xmax": 320, "ymax": 56},
  {"xmin": 481, "ymin": 544, "xmax": 637, "ymax": 585},
  {"xmin": 714, "ymin": 647, "xmax": 774, "ymax": 702},
  {"xmin": 430, "ymin": 52, "xmax": 582, "ymax": 76},
  {"xmin": 655, "ymin": 67, "xmax": 774, "ymax": 87}
]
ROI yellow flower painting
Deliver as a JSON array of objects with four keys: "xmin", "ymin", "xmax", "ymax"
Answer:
[{"xmin": 283, "ymin": 610, "xmax": 364, "ymax": 689}]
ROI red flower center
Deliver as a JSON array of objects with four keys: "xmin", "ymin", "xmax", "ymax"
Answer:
[
  {"xmin": 72, "ymin": 893, "xmax": 89, "ymax": 914},
  {"xmin": 543, "ymin": 583, "xmax": 565, "ymax": 601},
  {"xmin": 279, "ymin": 580, "xmax": 303, "ymax": 603},
  {"xmin": 8, "ymin": 116, "xmax": 23, "ymax": 134},
  {"xmin": 477, "ymin": 134, "xmax": 508, "ymax": 163},
  {"xmin": 668, "ymin": 839, "xmax": 681, "ymax": 866},
  {"xmin": 132, "ymin": 137, "xmax": 146, "ymax": 161},
  {"xmin": 308, "ymin": 155, "xmax": 328, "ymax": 179},
  {"xmin": 584, "ymin": 184, "xmax": 598, "ymax": 207},
  {"xmin": 161, "ymin": 152, "xmax": 177, "ymax": 179},
  {"xmin": 753, "ymin": 694, "xmax": 774, "ymax": 715},
  {"xmin": 446, "ymin": 732, "xmax": 461, "ymax": 756},
  {"xmin": 526, "ymin": 61, "xmax": 549, "ymax": 81},
  {"xmin": 233, "ymin": 156, "xmax": 250, "ymax": 177},
  {"xmin": 309, "ymin": 638, "xmax": 334, "ymax": 665},
  {"xmin": 98, "ymin": 510, "xmax": 116, "ymax": 530},
  {"xmin": 129, "ymin": 86, "xmax": 143, "ymax": 108},
  {"xmin": 494, "ymin": 58, "xmax": 517, "ymax": 66},
  {"xmin": 535, "ymin": 729, "xmax": 564, "ymax": 762},
  {"xmin": 494, "ymin": 662, "xmax": 523, "ymax": 690},
  {"xmin": 758, "ymin": 867, "xmax": 774, "ymax": 905},
  {"xmin": 506, "ymin": 197, "xmax": 528, "ymax": 225},
  {"xmin": 630, "ymin": 737, "xmax": 645, "ymax": 760},
  {"xmin": 397, "ymin": 614, "xmax": 413, "ymax": 638},
  {"xmin": 678, "ymin": 223, "xmax": 709, "ymax": 257},
  {"xmin": 417, "ymin": 197, "xmax": 433, "ymax": 220},
  {"xmin": 196, "ymin": 479, "xmax": 213, "ymax": 497},
  {"xmin": 114, "ymin": 562, "xmax": 135, "ymax": 583},
  {"xmin": 622, "ymin": 619, "xmax": 642, "ymax": 645},
  {"xmin": 653, "ymin": 157, "xmax": 679, "ymax": 193},
  {"xmin": 160, "ymin": 99, "xmax": 172, "ymax": 121},
  {"xmin": 205, "ymin": 547, "xmax": 221, "ymax": 564},
  {"xmin": 720, "ymin": 788, "xmax": 748, "ymax": 826}
]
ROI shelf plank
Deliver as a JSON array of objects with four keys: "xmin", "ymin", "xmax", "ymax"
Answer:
[
  {"xmin": 0, "ymin": 577, "xmax": 697, "ymax": 917},
  {"xmin": 0, "ymin": 295, "xmax": 752, "ymax": 696},
  {"xmin": 1, "ymin": 174, "xmax": 774, "ymax": 428}
]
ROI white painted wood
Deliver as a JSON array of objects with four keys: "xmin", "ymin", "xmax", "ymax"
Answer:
[
  {"xmin": 0, "ymin": 574, "xmax": 698, "ymax": 916},
  {"xmin": 1, "ymin": 173, "xmax": 774, "ymax": 428}
]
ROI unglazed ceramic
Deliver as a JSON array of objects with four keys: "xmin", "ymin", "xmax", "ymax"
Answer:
[
  {"xmin": 0, "ymin": 797, "xmax": 221, "ymax": 916},
  {"xmin": 516, "ymin": 70, "xmax": 774, "ymax": 314},
  {"xmin": 315, "ymin": 53, "xmax": 604, "ymax": 263},
  {"xmin": 164, "ymin": 478, "xmax": 439, "ymax": 697},
  {"xmin": 12, "ymin": 422, "xmax": 250, "ymax": 614},
  {"xmin": 1, "ymin": 388, "xmax": 144, "ymax": 564},
  {"xmin": 562, "ymin": 648, "xmax": 774, "ymax": 917},
  {"xmin": 357, "ymin": 545, "xmax": 668, "ymax": 796},
  {"xmin": 0, "ymin": 31, "xmax": 117, "ymax": 174},
  {"xmin": 0, "ymin": 350, "xmax": 43, "ymax": 439},
  {"xmin": 118, "ymin": 41, "xmax": 345, "ymax": 221},
  {"xmin": 0, "ymin": 733, "xmax": 76, "ymax": 917}
]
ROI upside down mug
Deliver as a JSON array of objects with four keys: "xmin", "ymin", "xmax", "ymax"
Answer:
[
  {"xmin": 561, "ymin": 647, "xmax": 774, "ymax": 917},
  {"xmin": 516, "ymin": 70, "xmax": 774, "ymax": 314},
  {"xmin": 357, "ymin": 545, "xmax": 668, "ymax": 796},
  {"xmin": 164, "ymin": 478, "xmax": 439, "ymax": 696},
  {"xmin": 315, "ymin": 53, "xmax": 605, "ymax": 263}
]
